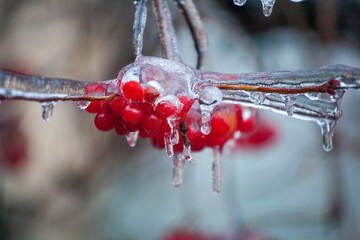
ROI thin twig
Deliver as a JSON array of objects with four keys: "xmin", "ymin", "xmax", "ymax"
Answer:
[
  {"xmin": 133, "ymin": 0, "xmax": 148, "ymax": 57},
  {"xmin": 175, "ymin": 0, "xmax": 208, "ymax": 69},
  {"xmin": 152, "ymin": 0, "xmax": 182, "ymax": 62}
]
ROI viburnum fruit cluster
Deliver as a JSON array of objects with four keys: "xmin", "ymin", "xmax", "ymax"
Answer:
[{"xmin": 85, "ymin": 76, "xmax": 272, "ymax": 155}]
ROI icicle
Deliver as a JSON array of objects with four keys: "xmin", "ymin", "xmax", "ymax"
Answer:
[
  {"xmin": 41, "ymin": 101, "xmax": 56, "ymax": 122},
  {"xmin": 182, "ymin": 144, "xmax": 193, "ymax": 162},
  {"xmin": 200, "ymin": 104, "xmax": 214, "ymax": 135},
  {"xmin": 233, "ymin": 0, "xmax": 247, "ymax": 6},
  {"xmin": 318, "ymin": 120, "xmax": 336, "ymax": 152},
  {"xmin": 164, "ymin": 133, "xmax": 174, "ymax": 157},
  {"xmin": 284, "ymin": 95, "xmax": 297, "ymax": 116},
  {"xmin": 250, "ymin": 92, "xmax": 266, "ymax": 105},
  {"xmin": 125, "ymin": 131, "xmax": 139, "ymax": 147},
  {"xmin": 261, "ymin": 0, "xmax": 276, "ymax": 17},
  {"xmin": 167, "ymin": 117, "xmax": 179, "ymax": 145},
  {"xmin": 133, "ymin": 0, "xmax": 148, "ymax": 57},
  {"xmin": 75, "ymin": 101, "xmax": 91, "ymax": 110},
  {"xmin": 305, "ymin": 92, "xmax": 321, "ymax": 101},
  {"xmin": 172, "ymin": 154, "xmax": 185, "ymax": 187},
  {"xmin": 212, "ymin": 146, "xmax": 222, "ymax": 194}
]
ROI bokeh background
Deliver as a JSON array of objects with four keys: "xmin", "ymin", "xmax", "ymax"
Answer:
[{"xmin": 0, "ymin": 0, "xmax": 359, "ymax": 239}]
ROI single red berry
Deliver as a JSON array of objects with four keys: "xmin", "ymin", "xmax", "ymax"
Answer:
[
  {"xmin": 141, "ymin": 101, "xmax": 155, "ymax": 113},
  {"xmin": 122, "ymin": 81, "xmax": 144, "ymax": 102},
  {"xmin": 237, "ymin": 108, "xmax": 257, "ymax": 133},
  {"xmin": 151, "ymin": 131, "xmax": 165, "ymax": 149},
  {"xmin": 94, "ymin": 112, "xmax": 115, "ymax": 131},
  {"xmin": 142, "ymin": 113, "xmax": 162, "ymax": 133},
  {"xmin": 114, "ymin": 118, "xmax": 126, "ymax": 135},
  {"xmin": 86, "ymin": 100, "xmax": 102, "ymax": 114},
  {"xmin": 328, "ymin": 79, "xmax": 341, "ymax": 86},
  {"xmin": 144, "ymin": 86, "xmax": 160, "ymax": 103},
  {"xmin": 111, "ymin": 96, "xmax": 127, "ymax": 116},
  {"xmin": 101, "ymin": 101, "xmax": 113, "ymax": 114},
  {"xmin": 178, "ymin": 95, "xmax": 195, "ymax": 122},
  {"xmin": 122, "ymin": 103, "xmax": 143, "ymax": 125},
  {"xmin": 156, "ymin": 100, "xmax": 178, "ymax": 118},
  {"xmin": 328, "ymin": 89, "xmax": 336, "ymax": 95},
  {"xmin": 210, "ymin": 115, "xmax": 230, "ymax": 137}
]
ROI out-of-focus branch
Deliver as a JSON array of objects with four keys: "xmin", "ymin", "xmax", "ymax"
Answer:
[
  {"xmin": 152, "ymin": 0, "xmax": 182, "ymax": 62},
  {"xmin": 133, "ymin": 0, "xmax": 148, "ymax": 57},
  {"xmin": 175, "ymin": 0, "xmax": 208, "ymax": 69}
]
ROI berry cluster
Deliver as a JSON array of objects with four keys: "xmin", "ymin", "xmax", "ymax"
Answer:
[{"xmin": 85, "ymin": 79, "xmax": 274, "ymax": 154}]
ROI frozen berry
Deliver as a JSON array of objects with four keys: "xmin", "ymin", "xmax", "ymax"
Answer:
[
  {"xmin": 178, "ymin": 95, "xmax": 194, "ymax": 122},
  {"xmin": 114, "ymin": 118, "xmax": 126, "ymax": 135},
  {"xmin": 156, "ymin": 100, "xmax": 178, "ymax": 118},
  {"xmin": 141, "ymin": 101, "xmax": 154, "ymax": 113},
  {"xmin": 142, "ymin": 113, "xmax": 162, "ymax": 133},
  {"xmin": 122, "ymin": 81, "xmax": 144, "ymax": 102},
  {"xmin": 111, "ymin": 96, "xmax": 127, "ymax": 116},
  {"xmin": 86, "ymin": 100, "xmax": 102, "ymax": 114},
  {"xmin": 94, "ymin": 112, "xmax": 115, "ymax": 131},
  {"xmin": 144, "ymin": 86, "xmax": 160, "ymax": 103},
  {"xmin": 211, "ymin": 115, "xmax": 230, "ymax": 137},
  {"xmin": 122, "ymin": 103, "xmax": 143, "ymax": 125}
]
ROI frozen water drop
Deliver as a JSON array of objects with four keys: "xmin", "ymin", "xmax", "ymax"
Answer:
[
  {"xmin": 172, "ymin": 154, "xmax": 185, "ymax": 187},
  {"xmin": 318, "ymin": 120, "xmax": 336, "ymax": 152},
  {"xmin": 41, "ymin": 101, "xmax": 55, "ymax": 122},
  {"xmin": 75, "ymin": 101, "xmax": 91, "ymax": 110},
  {"xmin": 250, "ymin": 92, "xmax": 266, "ymax": 105},
  {"xmin": 233, "ymin": 0, "xmax": 247, "ymax": 6},
  {"xmin": 284, "ymin": 95, "xmax": 296, "ymax": 116},
  {"xmin": 164, "ymin": 134, "xmax": 174, "ymax": 157},
  {"xmin": 212, "ymin": 146, "xmax": 222, "ymax": 194},
  {"xmin": 199, "ymin": 104, "xmax": 214, "ymax": 135},
  {"xmin": 182, "ymin": 144, "xmax": 193, "ymax": 162},
  {"xmin": 305, "ymin": 92, "xmax": 321, "ymax": 101},
  {"xmin": 125, "ymin": 131, "xmax": 139, "ymax": 147},
  {"xmin": 199, "ymin": 85, "xmax": 223, "ymax": 105},
  {"xmin": 261, "ymin": 0, "xmax": 276, "ymax": 17},
  {"xmin": 167, "ymin": 117, "xmax": 179, "ymax": 145}
]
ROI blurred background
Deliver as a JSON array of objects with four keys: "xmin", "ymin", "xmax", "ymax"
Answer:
[{"xmin": 0, "ymin": 0, "xmax": 359, "ymax": 239}]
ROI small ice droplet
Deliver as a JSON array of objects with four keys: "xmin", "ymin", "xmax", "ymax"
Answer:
[
  {"xmin": 182, "ymin": 145, "xmax": 193, "ymax": 162},
  {"xmin": 305, "ymin": 92, "xmax": 321, "ymax": 101},
  {"xmin": 233, "ymin": 0, "xmax": 247, "ymax": 6},
  {"xmin": 200, "ymin": 104, "xmax": 213, "ymax": 135},
  {"xmin": 167, "ymin": 117, "xmax": 179, "ymax": 145},
  {"xmin": 250, "ymin": 92, "xmax": 266, "ymax": 105},
  {"xmin": 284, "ymin": 95, "xmax": 297, "ymax": 116},
  {"xmin": 75, "ymin": 101, "xmax": 91, "ymax": 110},
  {"xmin": 125, "ymin": 131, "xmax": 139, "ymax": 147},
  {"xmin": 261, "ymin": 0, "xmax": 276, "ymax": 17},
  {"xmin": 199, "ymin": 85, "xmax": 223, "ymax": 105},
  {"xmin": 41, "ymin": 101, "xmax": 56, "ymax": 122},
  {"xmin": 164, "ymin": 134, "xmax": 174, "ymax": 157},
  {"xmin": 172, "ymin": 154, "xmax": 185, "ymax": 187},
  {"xmin": 318, "ymin": 120, "xmax": 336, "ymax": 152},
  {"xmin": 212, "ymin": 146, "xmax": 222, "ymax": 194}
]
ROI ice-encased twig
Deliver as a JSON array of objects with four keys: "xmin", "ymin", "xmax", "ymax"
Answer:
[
  {"xmin": 175, "ymin": 0, "xmax": 208, "ymax": 69},
  {"xmin": 152, "ymin": 0, "xmax": 182, "ymax": 62},
  {"xmin": 202, "ymin": 64, "xmax": 360, "ymax": 94},
  {"xmin": 133, "ymin": 0, "xmax": 148, "ymax": 57},
  {"xmin": 0, "ymin": 69, "xmax": 117, "ymax": 102}
]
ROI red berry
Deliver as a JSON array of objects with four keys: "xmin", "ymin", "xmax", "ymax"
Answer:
[
  {"xmin": 141, "ymin": 101, "xmax": 155, "ymax": 113},
  {"xmin": 328, "ymin": 79, "xmax": 341, "ymax": 86},
  {"xmin": 114, "ymin": 118, "xmax": 126, "ymax": 135},
  {"xmin": 111, "ymin": 96, "xmax": 127, "ymax": 116},
  {"xmin": 156, "ymin": 100, "xmax": 178, "ymax": 118},
  {"xmin": 178, "ymin": 95, "xmax": 195, "ymax": 122},
  {"xmin": 94, "ymin": 112, "xmax": 115, "ymax": 131},
  {"xmin": 144, "ymin": 86, "xmax": 160, "ymax": 103},
  {"xmin": 86, "ymin": 100, "xmax": 102, "ymax": 114},
  {"xmin": 142, "ymin": 113, "xmax": 162, "ymax": 133},
  {"xmin": 210, "ymin": 115, "xmax": 230, "ymax": 137},
  {"xmin": 237, "ymin": 107, "xmax": 257, "ymax": 133},
  {"xmin": 122, "ymin": 81, "xmax": 144, "ymax": 102},
  {"xmin": 122, "ymin": 103, "xmax": 143, "ymax": 125},
  {"xmin": 101, "ymin": 101, "xmax": 113, "ymax": 114}
]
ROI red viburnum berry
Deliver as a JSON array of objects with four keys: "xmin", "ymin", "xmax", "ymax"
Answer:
[
  {"xmin": 237, "ymin": 107, "xmax": 258, "ymax": 133},
  {"xmin": 86, "ymin": 100, "xmax": 102, "ymax": 114},
  {"xmin": 144, "ymin": 86, "xmax": 160, "ymax": 103},
  {"xmin": 122, "ymin": 81, "xmax": 144, "ymax": 102},
  {"xmin": 111, "ymin": 96, "xmax": 127, "ymax": 116},
  {"xmin": 114, "ymin": 118, "xmax": 126, "ymax": 135},
  {"xmin": 210, "ymin": 115, "xmax": 230, "ymax": 137},
  {"xmin": 141, "ymin": 101, "xmax": 155, "ymax": 113},
  {"xmin": 178, "ymin": 95, "xmax": 195, "ymax": 122},
  {"xmin": 156, "ymin": 100, "xmax": 178, "ymax": 119},
  {"xmin": 142, "ymin": 113, "xmax": 162, "ymax": 133},
  {"xmin": 94, "ymin": 112, "xmax": 115, "ymax": 131},
  {"xmin": 122, "ymin": 103, "xmax": 143, "ymax": 125}
]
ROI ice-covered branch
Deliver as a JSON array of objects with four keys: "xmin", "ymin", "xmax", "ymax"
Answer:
[
  {"xmin": 133, "ymin": 0, "xmax": 148, "ymax": 57},
  {"xmin": 175, "ymin": 0, "xmax": 208, "ymax": 69},
  {"xmin": 152, "ymin": 0, "xmax": 182, "ymax": 62}
]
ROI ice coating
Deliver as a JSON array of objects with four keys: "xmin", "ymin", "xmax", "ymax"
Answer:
[
  {"xmin": 212, "ymin": 146, "xmax": 222, "ymax": 194},
  {"xmin": 133, "ymin": 0, "xmax": 148, "ymax": 57},
  {"xmin": 172, "ymin": 153, "xmax": 185, "ymax": 187},
  {"xmin": 233, "ymin": 0, "xmax": 247, "ymax": 6},
  {"xmin": 125, "ymin": 131, "xmax": 139, "ymax": 147}
]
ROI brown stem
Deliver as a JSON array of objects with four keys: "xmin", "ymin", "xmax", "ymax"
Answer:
[{"xmin": 175, "ymin": 0, "xmax": 207, "ymax": 69}]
